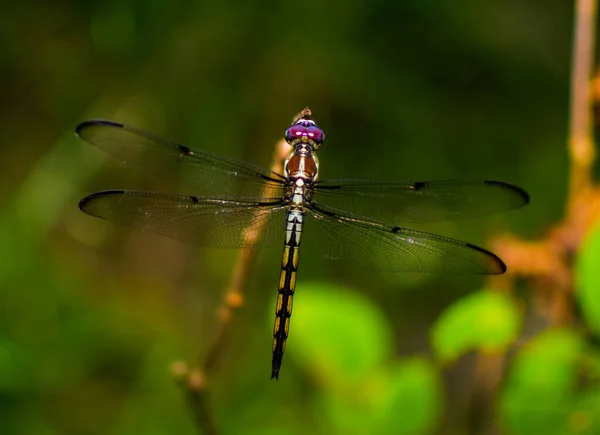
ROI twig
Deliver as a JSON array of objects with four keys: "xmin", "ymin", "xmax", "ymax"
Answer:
[
  {"xmin": 468, "ymin": 1, "xmax": 598, "ymax": 433},
  {"xmin": 172, "ymin": 117, "xmax": 294, "ymax": 434},
  {"xmin": 490, "ymin": 0, "xmax": 599, "ymax": 324},
  {"xmin": 568, "ymin": 0, "xmax": 597, "ymax": 207}
]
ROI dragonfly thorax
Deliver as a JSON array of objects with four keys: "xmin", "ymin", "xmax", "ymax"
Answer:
[
  {"xmin": 289, "ymin": 178, "xmax": 310, "ymax": 206},
  {"xmin": 284, "ymin": 144, "xmax": 319, "ymax": 180}
]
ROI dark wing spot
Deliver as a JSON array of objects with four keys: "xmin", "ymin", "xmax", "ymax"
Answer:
[
  {"xmin": 391, "ymin": 227, "xmax": 400, "ymax": 234},
  {"xmin": 190, "ymin": 196, "xmax": 199, "ymax": 204},
  {"xmin": 178, "ymin": 145, "xmax": 192, "ymax": 156},
  {"xmin": 411, "ymin": 182, "xmax": 425, "ymax": 190},
  {"xmin": 483, "ymin": 180, "xmax": 530, "ymax": 205},
  {"xmin": 465, "ymin": 242, "xmax": 507, "ymax": 274},
  {"xmin": 75, "ymin": 120, "xmax": 125, "ymax": 138}
]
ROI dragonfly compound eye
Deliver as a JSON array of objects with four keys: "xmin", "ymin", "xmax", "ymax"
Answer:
[
  {"xmin": 285, "ymin": 125, "xmax": 325, "ymax": 145},
  {"xmin": 285, "ymin": 125, "xmax": 306, "ymax": 143},
  {"xmin": 305, "ymin": 126, "xmax": 324, "ymax": 144}
]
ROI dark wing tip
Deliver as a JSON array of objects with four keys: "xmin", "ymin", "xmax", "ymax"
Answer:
[
  {"xmin": 465, "ymin": 242, "xmax": 507, "ymax": 275},
  {"xmin": 79, "ymin": 190, "xmax": 126, "ymax": 217},
  {"xmin": 484, "ymin": 180, "xmax": 530, "ymax": 208},
  {"xmin": 76, "ymin": 120, "xmax": 125, "ymax": 139}
]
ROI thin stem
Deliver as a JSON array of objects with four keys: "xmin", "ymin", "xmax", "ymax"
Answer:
[
  {"xmin": 200, "ymin": 137, "xmax": 289, "ymax": 376},
  {"xmin": 568, "ymin": 0, "xmax": 597, "ymax": 209},
  {"xmin": 174, "ymin": 123, "xmax": 293, "ymax": 435},
  {"xmin": 470, "ymin": 3, "xmax": 598, "ymax": 433}
]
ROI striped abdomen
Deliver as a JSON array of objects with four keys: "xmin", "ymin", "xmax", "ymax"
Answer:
[{"xmin": 271, "ymin": 210, "xmax": 302, "ymax": 380}]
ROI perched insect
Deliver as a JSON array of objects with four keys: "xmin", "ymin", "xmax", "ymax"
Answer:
[{"xmin": 77, "ymin": 108, "xmax": 529, "ymax": 379}]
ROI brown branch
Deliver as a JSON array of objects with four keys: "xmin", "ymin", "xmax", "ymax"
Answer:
[
  {"xmin": 491, "ymin": 0, "xmax": 598, "ymax": 321},
  {"xmin": 568, "ymin": 0, "xmax": 597, "ymax": 209},
  {"xmin": 468, "ymin": 1, "xmax": 598, "ymax": 433},
  {"xmin": 171, "ymin": 117, "xmax": 294, "ymax": 435}
]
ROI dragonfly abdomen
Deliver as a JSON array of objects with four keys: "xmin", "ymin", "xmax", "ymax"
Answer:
[{"xmin": 271, "ymin": 210, "xmax": 303, "ymax": 380}]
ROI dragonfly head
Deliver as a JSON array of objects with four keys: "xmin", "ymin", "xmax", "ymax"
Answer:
[{"xmin": 284, "ymin": 107, "xmax": 325, "ymax": 149}]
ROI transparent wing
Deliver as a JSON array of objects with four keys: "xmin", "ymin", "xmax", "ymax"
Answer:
[
  {"xmin": 76, "ymin": 120, "xmax": 286, "ymax": 197},
  {"xmin": 79, "ymin": 191, "xmax": 505, "ymax": 273},
  {"xmin": 79, "ymin": 190, "xmax": 286, "ymax": 248},
  {"xmin": 303, "ymin": 202, "xmax": 506, "ymax": 274},
  {"xmin": 314, "ymin": 179, "xmax": 529, "ymax": 223}
]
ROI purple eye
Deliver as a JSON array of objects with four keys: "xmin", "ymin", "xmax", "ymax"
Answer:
[
  {"xmin": 285, "ymin": 123, "xmax": 325, "ymax": 145},
  {"xmin": 306, "ymin": 126, "xmax": 324, "ymax": 143},
  {"xmin": 285, "ymin": 125, "xmax": 305, "ymax": 142}
]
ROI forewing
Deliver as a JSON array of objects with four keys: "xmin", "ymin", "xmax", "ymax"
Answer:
[
  {"xmin": 314, "ymin": 179, "xmax": 529, "ymax": 223},
  {"xmin": 76, "ymin": 120, "xmax": 286, "ymax": 197}
]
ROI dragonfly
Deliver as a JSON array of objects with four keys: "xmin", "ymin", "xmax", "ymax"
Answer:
[{"xmin": 76, "ymin": 107, "xmax": 529, "ymax": 380}]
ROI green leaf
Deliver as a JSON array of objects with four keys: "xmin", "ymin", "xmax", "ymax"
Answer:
[
  {"xmin": 576, "ymin": 221, "xmax": 600, "ymax": 333},
  {"xmin": 498, "ymin": 329, "xmax": 583, "ymax": 435},
  {"xmin": 379, "ymin": 357, "xmax": 443, "ymax": 435},
  {"xmin": 289, "ymin": 282, "xmax": 392, "ymax": 381},
  {"xmin": 431, "ymin": 290, "xmax": 520, "ymax": 362},
  {"xmin": 317, "ymin": 357, "xmax": 442, "ymax": 435}
]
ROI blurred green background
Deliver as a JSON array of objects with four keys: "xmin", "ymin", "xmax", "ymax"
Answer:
[{"xmin": 1, "ymin": 1, "xmax": 591, "ymax": 434}]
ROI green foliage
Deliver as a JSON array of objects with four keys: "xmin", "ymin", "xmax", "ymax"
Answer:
[
  {"xmin": 291, "ymin": 283, "xmax": 392, "ymax": 380},
  {"xmin": 291, "ymin": 283, "xmax": 443, "ymax": 434},
  {"xmin": 431, "ymin": 290, "xmax": 521, "ymax": 362},
  {"xmin": 378, "ymin": 358, "xmax": 443, "ymax": 435},
  {"xmin": 577, "ymin": 221, "xmax": 600, "ymax": 333},
  {"xmin": 497, "ymin": 329, "xmax": 600, "ymax": 434}
]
